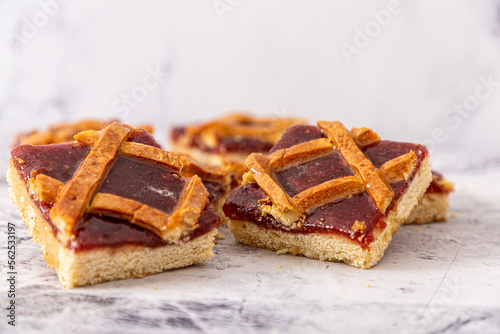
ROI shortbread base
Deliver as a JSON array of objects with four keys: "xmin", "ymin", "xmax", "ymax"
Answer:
[
  {"xmin": 228, "ymin": 156, "xmax": 432, "ymax": 269},
  {"xmin": 7, "ymin": 164, "xmax": 217, "ymax": 288},
  {"xmin": 404, "ymin": 193, "xmax": 449, "ymax": 224}
]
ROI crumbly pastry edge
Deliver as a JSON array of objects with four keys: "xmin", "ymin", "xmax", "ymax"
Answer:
[
  {"xmin": 7, "ymin": 164, "xmax": 218, "ymax": 288},
  {"xmin": 404, "ymin": 192, "xmax": 450, "ymax": 224},
  {"xmin": 227, "ymin": 156, "xmax": 432, "ymax": 269}
]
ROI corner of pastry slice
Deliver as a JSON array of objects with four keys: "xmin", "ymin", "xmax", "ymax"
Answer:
[
  {"xmin": 223, "ymin": 122, "xmax": 432, "ymax": 269},
  {"xmin": 178, "ymin": 154, "xmax": 239, "ymax": 224},
  {"xmin": 169, "ymin": 112, "xmax": 306, "ymax": 168},
  {"xmin": 404, "ymin": 171, "xmax": 454, "ymax": 224},
  {"xmin": 7, "ymin": 122, "xmax": 220, "ymax": 288},
  {"xmin": 10, "ymin": 118, "xmax": 153, "ymax": 148}
]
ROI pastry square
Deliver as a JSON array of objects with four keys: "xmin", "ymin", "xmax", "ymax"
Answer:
[
  {"xmin": 170, "ymin": 113, "xmax": 306, "ymax": 166},
  {"xmin": 405, "ymin": 171, "xmax": 454, "ymax": 224},
  {"xmin": 11, "ymin": 118, "xmax": 233, "ymax": 224},
  {"xmin": 11, "ymin": 118, "xmax": 153, "ymax": 147},
  {"xmin": 7, "ymin": 122, "xmax": 220, "ymax": 288},
  {"xmin": 223, "ymin": 122, "xmax": 432, "ymax": 269}
]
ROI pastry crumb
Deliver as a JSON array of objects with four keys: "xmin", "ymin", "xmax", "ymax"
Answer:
[
  {"xmin": 450, "ymin": 212, "xmax": 458, "ymax": 218},
  {"xmin": 366, "ymin": 283, "xmax": 371, "ymax": 288},
  {"xmin": 279, "ymin": 265, "xmax": 284, "ymax": 270},
  {"xmin": 417, "ymin": 228, "xmax": 421, "ymax": 232},
  {"xmin": 258, "ymin": 197, "xmax": 271, "ymax": 204},
  {"xmin": 153, "ymin": 287, "xmax": 157, "ymax": 290},
  {"xmin": 352, "ymin": 220, "xmax": 366, "ymax": 231}
]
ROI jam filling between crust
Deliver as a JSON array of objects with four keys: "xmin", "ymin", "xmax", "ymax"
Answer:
[
  {"xmin": 426, "ymin": 171, "xmax": 452, "ymax": 194},
  {"xmin": 276, "ymin": 153, "xmax": 354, "ymax": 197},
  {"xmin": 11, "ymin": 130, "xmax": 220, "ymax": 251},
  {"xmin": 99, "ymin": 156, "xmax": 185, "ymax": 214},
  {"xmin": 171, "ymin": 127, "xmax": 274, "ymax": 154},
  {"xmin": 223, "ymin": 125, "xmax": 428, "ymax": 249}
]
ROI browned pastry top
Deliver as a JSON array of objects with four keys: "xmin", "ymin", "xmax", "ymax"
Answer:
[
  {"xmin": 12, "ymin": 119, "xmax": 153, "ymax": 147},
  {"xmin": 224, "ymin": 122, "xmax": 429, "ymax": 249},
  {"xmin": 11, "ymin": 122, "xmax": 220, "ymax": 248},
  {"xmin": 171, "ymin": 112, "xmax": 306, "ymax": 154}
]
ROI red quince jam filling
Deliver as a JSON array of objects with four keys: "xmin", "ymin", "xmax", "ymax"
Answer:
[
  {"xmin": 223, "ymin": 124, "xmax": 428, "ymax": 249},
  {"xmin": 11, "ymin": 130, "xmax": 220, "ymax": 251},
  {"xmin": 426, "ymin": 171, "xmax": 452, "ymax": 194},
  {"xmin": 98, "ymin": 156, "xmax": 185, "ymax": 213},
  {"xmin": 276, "ymin": 152, "xmax": 354, "ymax": 196},
  {"xmin": 223, "ymin": 183, "xmax": 385, "ymax": 249},
  {"xmin": 202, "ymin": 180, "xmax": 228, "ymax": 203},
  {"xmin": 171, "ymin": 126, "xmax": 274, "ymax": 154}
]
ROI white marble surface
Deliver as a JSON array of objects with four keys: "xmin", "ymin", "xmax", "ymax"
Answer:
[{"xmin": 0, "ymin": 154, "xmax": 500, "ymax": 333}]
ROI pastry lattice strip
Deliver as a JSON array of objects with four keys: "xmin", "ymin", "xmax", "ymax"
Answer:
[
  {"xmin": 185, "ymin": 113, "xmax": 305, "ymax": 143},
  {"xmin": 245, "ymin": 121, "xmax": 418, "ymax": 226},
  {"xmin": 41, "ymin": 122, "xmax": 207, "ymax": 242},
  {"xmin": 74, "ymin": 130, "xmax": 182, "ymax": 171}
]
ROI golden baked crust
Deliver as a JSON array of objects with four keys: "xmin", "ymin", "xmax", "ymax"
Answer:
[
  {"xmin": 226, "ymin": 157, "xmax": 431, "ymax": 269},
  {"xmin": 183, "ymin": 113, "xmax": 306, "ymax": 145},
  {"xmin": 50, "ymin": 123, "xmax": 133, "ymax": 240},
  {"xmin": 7, "ymin": 164, "xmax": 216, "ymax": 288},
  {"xmin": 29, "ymin": 122, "xmax": 208, "ymax": 244},
  {"xmin": 179, "ymin": 154, "xmax": 231, "ymax": 184},
  {"xmin": 350, "ymin": 127, "xmax": 381, "ymax": 147},
  {"xmin": 349, "ymin": 129, "xmax": 453, "ymax": 225},
  {"xmin": 170, "ymin": 113, "xmax": 306, "ymax": 168},
  {"xmin": 8, "ymin": 122, "xmax": 220, "ymax": 288},
  {"xmin": 12, "ymin": 118, "xmax": 235, "ymax": 225},
  {"xmin": 224, "ymin": 121, "xmax": 433, "ymax": 269},
  {"xmin": 177, "ymin": 154, "xmax": 238, "ymax": 224},
  {"xmin": 241, "ymin": 121, "xmax": 423, "ymax": 227},
  {"xmin": 11, "ymin": 118, "xmax": 153, "ymax": 147}
]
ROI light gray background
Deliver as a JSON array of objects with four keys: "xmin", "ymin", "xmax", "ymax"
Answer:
[{"xmin": 1, "ymin": 0, "xmax": 500, "ymax": 159}]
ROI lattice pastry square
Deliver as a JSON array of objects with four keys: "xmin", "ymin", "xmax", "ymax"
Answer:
[
  {"xmin": 8, "ymin": 122, "xmax": 220, "ymax": 287},
  {"xmin": 224, "ymin": 121, "xmax": 432, "ymax": 269},
  {"xmin": 10, "ymin": 118, "xmax": 236, "ymax": 224},
  {"xmin": 170, "ymin": 112, "xmax": 306, "ymax": 167},
  {"xmin": 11, "ymin": 118, "xmax": 153, "ymax": 147}
]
